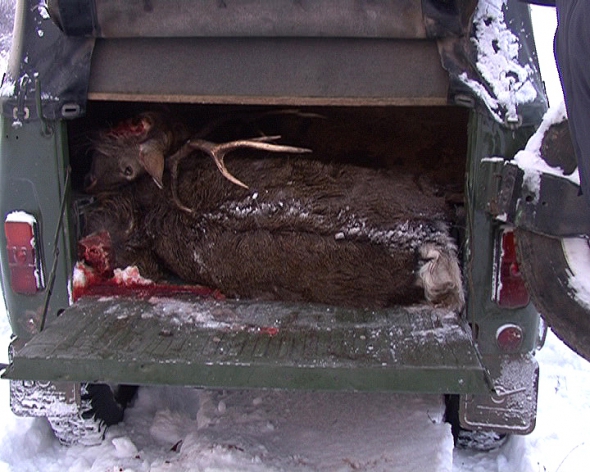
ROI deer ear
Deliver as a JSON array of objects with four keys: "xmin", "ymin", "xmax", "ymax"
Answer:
[
  {"xmin": 138, "ymin": 141, "xmax": 165, "ymax": 189},
  {"xmin": 139, "ymin": 113, "xmax": 156, "ymax": 133}
]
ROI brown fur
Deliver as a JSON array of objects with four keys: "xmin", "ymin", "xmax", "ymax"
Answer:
[
  {"xmin": 84, "ymin": 112, "xmax": 188, "ymax": 193},
  {"xmin": 83, "ymin": 153, "xmax": 463, "ymax": 310}
]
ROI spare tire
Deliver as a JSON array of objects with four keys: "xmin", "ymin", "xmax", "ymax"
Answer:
[{"xmin": 515, "ymin": 229, "xmax": 590, "ymax": 362}]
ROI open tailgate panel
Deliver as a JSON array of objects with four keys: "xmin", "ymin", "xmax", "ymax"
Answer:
[{"xmin": 4, "ymin": 296, "xmax": 489, "ymax": 393}]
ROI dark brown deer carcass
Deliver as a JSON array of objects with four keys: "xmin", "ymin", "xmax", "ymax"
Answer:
[{"xmin": 81, "ymin": 150, "xmax": 464, "ymax": 311}]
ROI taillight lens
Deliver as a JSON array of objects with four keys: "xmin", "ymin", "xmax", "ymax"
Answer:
[
  {"xmin": 4, "ymin": 211, "xmax": 45, "ymax": 295},
  {"xmin": 494, "ymin": 229, "xmax": 530, "ymax": 308},
  {"xmin": 496, "ymin": 323, "xmax": 524, "ymax": 352}
]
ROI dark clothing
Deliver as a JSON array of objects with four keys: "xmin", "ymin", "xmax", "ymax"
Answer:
[
  {"xmin": 520, "ymin": 0, "xmax": 590, "ymax": 202},
  {"xmin": 554, "ymin": 0, "xmax": 590, "ymax": 200}
]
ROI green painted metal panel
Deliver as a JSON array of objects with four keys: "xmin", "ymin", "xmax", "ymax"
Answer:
[
  {"xmin": 87, "ymin": 37, "xmax": 450, "ymax": 106},
  {"xmin": 4, "ymin": 296, "xmax": 489, "ymax": 393},
  {"xmin": 0, "ymin": 116, "xmax": 73, "ymax": 342},
  {"xmin": 463, "ymin": 111, "xmax": 542, "ymax": 357}
]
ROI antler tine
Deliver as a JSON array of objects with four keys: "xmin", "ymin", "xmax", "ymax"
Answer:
[
  {"xmin": 189, "ymin": 136, "xmax": 312, "ymax": 189},
  {"xmin": 189, "ymin": 139, "xmax": 250, "ymax": 189},
  {"xmin": 165, "ymin": 137, "xmax": 311, "ymax": 213},
  {"xmin": 168, "ymin": 141, "xmax": 196, "ymax": 213},
  {"xmin": 217, "ymin": 135, "xmax": 312, "ymax": 155}
]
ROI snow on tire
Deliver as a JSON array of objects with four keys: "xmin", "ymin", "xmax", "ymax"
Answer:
[
  {"xmin": 47, "ymin": 383, "xmax": 136, "ymax": 446},
  {"xmin": 515, "ymin": 229, "xmax": 590, "ymax": 362}
]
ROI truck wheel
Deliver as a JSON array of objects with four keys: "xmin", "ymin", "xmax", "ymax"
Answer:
[
  {"xmin": 515, "ymin": 229, "xmax": 590, "ymax": 362},
  {"xmin": 444, "ymin": 395, "xmax": 507, "ymax": 452},
  {"xmin": 47, "ymin": 383, "xmax": 137, "ymax": 446}
]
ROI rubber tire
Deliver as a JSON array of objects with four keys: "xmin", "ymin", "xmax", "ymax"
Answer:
[
  {"xmin": 48, "ymin": 383, "xmax": 138, "ymax": 446},
  {"xmin": 515, "ymin": 229, "xmax": 590, "ymax": 362},
  {"xmin": 444, "ymin": 395, "xmax": 508, "ymax": 452}
]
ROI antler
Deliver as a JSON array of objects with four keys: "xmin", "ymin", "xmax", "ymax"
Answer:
[
  {"xmin": 168, "ymin": 136, "xmax": 312, "ymax": 213},
  {"xmin": 190, "ymin": 136, "xmax": 311, "ymax": 189}
]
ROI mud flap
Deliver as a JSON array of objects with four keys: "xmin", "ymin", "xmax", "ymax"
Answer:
[{"xmin": 460, "ymin": 353, "xmax": 539, "ymax": 435}]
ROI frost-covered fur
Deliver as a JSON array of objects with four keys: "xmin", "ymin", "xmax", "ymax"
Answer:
[{"xmin": 83, "ymin": 154, "xmax": 464, "ymax": 310}]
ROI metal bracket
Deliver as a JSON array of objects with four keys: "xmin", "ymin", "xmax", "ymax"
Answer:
[
  {"xmin": 481, "ymin": 160, "xmax": 590, "ymax": 237},
  {"xmin": 10, "ymin": 74, "xmax": 54, "ymax": 132},
  {"xmin": 11, "ymin": 75, "xmax": 34, "ymax": 128},
  {"xmin": 481, "ymin": 159, "xmax": 523, "ymax": 221},
  {"xmin": 34, "ymin": 77, "xmax": 54, "ymax": 136}
]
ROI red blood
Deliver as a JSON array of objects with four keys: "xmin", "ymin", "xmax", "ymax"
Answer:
[
  {"xmin": 78, "ymin": 231, "xmax": 114, "ymax": 278},
  {"xmin": 107, "ymin": 116, "xmax": 148, "ymax": 138},
  {"xmin": 75, "ymin": 230, "xmax": 225, "ymax": 302},
  {"xmin": 247, "ymin": 326, "xmax": 279, "ymax": 337}
]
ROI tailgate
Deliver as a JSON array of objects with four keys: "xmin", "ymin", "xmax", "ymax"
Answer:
[{"xmin": 4, "ymin": 296, "xmax": 489, "ymax": 393}]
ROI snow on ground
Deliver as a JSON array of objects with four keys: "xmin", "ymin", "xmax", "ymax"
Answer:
[
  {"xmin": 1, "ymin": 2, "xmax": 590, "ymax": 472},
  {"xmin": 453, "ymin": 328, "xmax": 590, "ymax": 472},
  {"xmin": 1, "ymin": 294, "xmax": 590, "ymax": 472},
  {"xmin": 2, "ymin": 294, "xmax": 590, "ymax": 472},
  {"xmin": 0, "ymin": 300, "xmax": 457, "ymax": 472}
]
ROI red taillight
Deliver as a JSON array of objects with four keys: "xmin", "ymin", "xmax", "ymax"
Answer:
[
  {"xmin": 494, "ymin": 229, "xmax": 530, "ymax": 308},
  {"xmin": 4, "ymin": 212, "xmax": 45, "ymax": 295},
  {"xmin": 496, "ymin": 324, "xmax": 524, "ymax": 352}
]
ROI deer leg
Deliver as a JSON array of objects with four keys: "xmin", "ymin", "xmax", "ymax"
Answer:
[{"xmin": 416, "ymin": 242, "xmax": 464, "ymax": 311}]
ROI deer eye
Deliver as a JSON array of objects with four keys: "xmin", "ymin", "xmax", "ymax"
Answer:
[{"xmin": 123, "ymin": 166, "xmax": 134, "ymax": 177}]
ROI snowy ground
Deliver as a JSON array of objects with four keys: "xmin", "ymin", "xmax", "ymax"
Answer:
[
  {"xmin": 1, "ymin": 2, "xmax": 590, "ymax": 472},
  {"xmin": 2, "ymin": 313, "xmax": 589, "ymax": 472}
]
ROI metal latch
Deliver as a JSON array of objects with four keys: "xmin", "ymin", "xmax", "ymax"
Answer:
[
  {"xmin": 11, "ymin": 75, "xmax": 33, "ymax": 128},
  {"xmin": 481, "ymin": 160, "xmax": 590, "ymax": 238}
]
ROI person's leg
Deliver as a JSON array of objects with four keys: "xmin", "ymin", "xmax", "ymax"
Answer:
[{"xmin": 555, "ymin": 0, "xmax": 590, "ymax": 202}]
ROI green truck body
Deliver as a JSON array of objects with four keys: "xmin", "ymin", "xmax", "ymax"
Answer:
[{"xmin": 3, "ymin": 0, "xmax": 582, "ymax": 445}]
